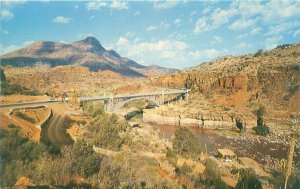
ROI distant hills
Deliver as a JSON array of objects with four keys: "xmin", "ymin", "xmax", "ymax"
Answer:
[{"xmin": 0, "ymin": 37, "xmax": 178, "ymax": 77}]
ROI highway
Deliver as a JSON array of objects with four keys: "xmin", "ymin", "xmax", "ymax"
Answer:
[{"xmin": 0, "ymin": 100, "xmax": 59, "ymax": 108}]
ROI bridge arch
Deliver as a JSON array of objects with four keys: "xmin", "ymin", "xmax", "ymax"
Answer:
[{"xmin": 109, "ymin": 96, "xmax": 160, "ymax": 112}]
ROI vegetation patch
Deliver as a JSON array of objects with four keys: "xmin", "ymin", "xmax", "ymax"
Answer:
[{"xmin": 173, "ymin": 127, "xmax": 204, "ymax": 159}]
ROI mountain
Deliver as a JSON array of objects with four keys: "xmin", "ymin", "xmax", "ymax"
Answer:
[{"xmin": 0, "ymin": 37, "xmax": 178, "ymax": 77}]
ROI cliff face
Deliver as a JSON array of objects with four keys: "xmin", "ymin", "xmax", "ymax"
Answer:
[
  {"xmin": 154, "ymin": 44, "xmax": 299, "ymax": 105},
  {"xmin": 151, "ymin": 44, "xmax": 300, "ymax": 132}
]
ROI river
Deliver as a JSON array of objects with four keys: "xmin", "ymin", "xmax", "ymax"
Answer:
[{"xmin": 150, "ymin": 124, "xmax": 300, "ymax": 169}]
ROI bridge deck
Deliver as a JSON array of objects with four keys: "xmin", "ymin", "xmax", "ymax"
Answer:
[{"xmin": 78, "ymin": 89, "xmax": 190, "ymax": 102}]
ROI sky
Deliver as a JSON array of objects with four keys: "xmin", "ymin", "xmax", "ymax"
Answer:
[{"xmin": 1, "ymin": 0, "xmax": 300, "ymax": 69}]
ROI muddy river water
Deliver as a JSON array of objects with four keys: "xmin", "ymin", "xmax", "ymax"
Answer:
[{"xmin": 150, "ymin": 124, "xmax": 300, "ymax": 169}]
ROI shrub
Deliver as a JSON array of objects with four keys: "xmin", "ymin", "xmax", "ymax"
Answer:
[
  {"xmin": 202, "ymin": 159, "xmax": 228, "ymax": 189},
  {"xmin": 0, "ymin": 128, "xmax": 48, "ymax": 186},
  {"xmin": 236, "ymin": 169, "xmax": 262, "ymax": 189},
  {"xmin": 236, "ymin": 119, "xmax": 244, "ymax": 132},
  {"xmin": 253, "ymin": 124, "xmax": 270, "ymax": 136},
  {"xmin": 82, "ymin": 102, "xmax": 105, "ymax": 118},
  {"xmin": 175, "ymin": 163, "xmax": 192, "ymax": 176},
  {"xmin": 173, "ymin": 127, "xmax": 204, "ymax": 159},
  {"xmin": 0, "ymin": 68, "xmax": 6, "ymax": 82},
  {"xmin": 254, "ymin": 49, "xmax": 263, "ymax": 57},
  {"xmin": 84, "ymin": 102, "xmax": 129, "ymax": 150},
  {"xmin": 0, "ymin": 82, "xmax": 40, "ymax": 96}
]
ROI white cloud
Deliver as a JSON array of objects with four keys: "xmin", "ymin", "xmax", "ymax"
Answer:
[
  {"xmin": 152, "ymin": 1, "xmax": 179, "ymax": 10},
  {"xmin": 293, "ymin": 29, "xmax": 300, "ymax": 37},
  {"xmin": 52, "ymin": 16, "xmax": 71, "ymax": 24},
  {"xmin": 161, "ymin": 51, "xmax": 176, "ymax": 58},
  {"xmin": 146, "ymin": 22, "xmax": 170, "ymax": 32},
  {"xmin": 229, "ymin": 18, "xmax": 257, "ymax": 30},
  {"xmin": 110, "ymin": 0, "xmax": 128, "ymax": 10},
  {"xmin": 188, "ymin": 48, "xmax": 229, "ymax": 60},
  {"xmin": 115, "ymin": 38, "xmax": 187, "ymax": 58},
  {"xmin": 1, "ymin": 29, "xmax": 9, "ymax": 35},
  {"xmin": 265, "ymin": 35, "xmax": 283, "ymax": 50},
  {"xmin": 77, "ymin": 33, "xmax": 94, "ymax": 39},
  {"xmin": 210, "ymin": 8, "xmax": 237, "ymax": 29},
  {"xmin": 236, "ymin": 42, "xmax": 251, "ymax": 49},
  {"xmin": 250, "ymin": 27, "xmax": 262, "ymax": 35},
  {"xmin": 1, "ymin": 9, "xmax": 14, "ymax": 20},
  {"xmin": 86, "ymin": 1, "xmax": 108, "ymax": 10},
  {"xmin": 266, "ymin": 21, "xmax": 300, "ymax": 36},
  {"xmin": 194, "ymin": 8, "xmax": 237, "ymax": 33},
  {"xmin": 116, "ymin": 37, "xmax": 129, "ymax": 46},
  {"xmin": 125, "ymin": 32, "xmax": 135, "ymax": 38},
  {"xmin": 231, "ymin": 0, "xmax": 300, "ymax": 22},
  {"xmin": 211, "ymin": 35, "xmax": 222, "ymax": 44},
  {"xmin": 193, "ymin": 0, "xmax": 300, "ymax": 34},
  {"xmin": 201, "ymin": 7, "xmax": 210, "ymax": 14},
  {"xmin": 159, "ymin": 22, "xmax": 170, "ymax": 28},
  {"xmin": 0, "ymin": 40, "xmax": 33, "ymax": 55},
  {"xmin": 193, "ymin": 17, "xmax": 209, "ymax": 34},
  {"xmin": 146, "ymin": 25, "xmax": 157, "ymax": 32},
  {"xmin": 190, "ymin": 10, "xmax": 197, "ymax": 16},
  {"xmin": 2, "ymin": 0, "xmax": 27, "ymax": 7},
  {"xmin": 174, "ymin": 18, "xmax": 181, "ymax": 26}
]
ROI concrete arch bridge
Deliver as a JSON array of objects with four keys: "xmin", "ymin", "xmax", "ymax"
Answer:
[{"xmin": 78, "ymin": 89, "xmax": 190, "ymax": 112}]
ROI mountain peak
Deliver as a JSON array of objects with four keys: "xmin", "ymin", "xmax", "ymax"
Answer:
[
  {"xmin": 74, "ymin": 36, "xmax": 106, "ymax": 53},
  {"xmin": 81, "ymin": 36, "xmax": 100, "ymax": 44}
]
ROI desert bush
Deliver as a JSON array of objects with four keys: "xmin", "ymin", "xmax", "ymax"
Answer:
[
  {"xmin": 175, "ymin": 163, "xmax": 192, "ymax": 176},
  {"xmin": 82, "ymin": 102, "xmax": 105, "ymax": 118},
  {"xmin": 36, "ymin": 139, "xmax": 102, "ymax": 186},
  {"xmin": 173, "ymin": 127, "xmax": 204, "ymax": 159},
  {"xmin": 254, "ymin": 49, "xmax": 263, "ymax": 57},
  {"xmin": 253, "ymin": 124, "xmax": 270, "ymax": 136},
  {"xmin": 0, "ymin": 128, "xmax": 47, "ymax": 187},
  {"xmin": 96, "ymin": 153, "xmax": 176, "ymax": 188},
  {"xmin": 236, "ymin": 119, "xmax": 244, "ymax": 132},
  {"xmin": 166, "ymin": 147, "xmax": 177, "ymax": 165},
  {"xmin": 236, "ymin": 169, "xmax": 262, "ymax": 189},
  {"xmin": 88, "ymin": 113, "xmax": 129, "ymax": 150},
  {"xmin": 201, "ymin": 159, "xmax": 228, "ymax": 189},
  {"xmin": 0, "ymin": 68, "xmax": 6, "ymax": 82}
]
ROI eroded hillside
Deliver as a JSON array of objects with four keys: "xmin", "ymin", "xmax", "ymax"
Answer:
[{"xmin": 151, "ymin": 44, "xmax": 300, "ymax": 134}]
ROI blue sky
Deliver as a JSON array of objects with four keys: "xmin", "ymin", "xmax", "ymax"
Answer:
[{"xmin": 1, "ymin": 0, "xmax": 300, "ymax": 69}]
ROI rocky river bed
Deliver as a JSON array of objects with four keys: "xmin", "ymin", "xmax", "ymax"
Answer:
[{"xmin": 150, "ymin": 124, "xmax": 300, "ymax": 170}]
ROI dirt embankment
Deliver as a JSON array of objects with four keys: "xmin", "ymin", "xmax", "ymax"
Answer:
[{"xmin": 0, "ymin": 106, "xmax": 52, "ymax": 141}]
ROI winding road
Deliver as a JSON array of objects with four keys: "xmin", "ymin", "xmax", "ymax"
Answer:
[
  {"xmin": 40, "ymin": 112, "xmax": 74, "ymax": 147},
  {"xmin": 0, "ymin": 102, "xmax": 74, "ymax": 147}
]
